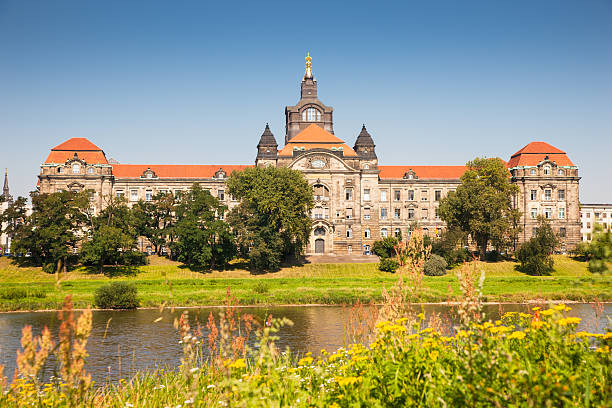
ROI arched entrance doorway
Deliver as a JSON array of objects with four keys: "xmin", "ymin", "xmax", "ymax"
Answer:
[
  {"xmin": 313, "ymin": 227, "xmax": 326, "ymax": 254},
  {"xmin": 315, "ymin": 239, "xmax": 325, "ymax": 254}
]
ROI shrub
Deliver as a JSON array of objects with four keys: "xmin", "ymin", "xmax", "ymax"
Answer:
[
  {"xmin": 517, "ymin": 218, "xmax": 558, "ymax": 276},
  {"xmin": 122, "ymin": 250, "xmax": 148, "ymax": 266},
  {"xmin": 94, "ymin": 282, "xmax": 139, "ymax": 309},
  {"xmin": 372, "ymin": 237, "xmax": 399, "ymax": 259},
  {"xmin": 378, "ymin": 257, "xmax": 399, "ymax": 273},
  {"xmin": 424, "ymin": 254, "xmax": 447, "ymax": 276},
  {"xmin": 253, "ymin": 281, "xmax": 269, "ymax": 294}
]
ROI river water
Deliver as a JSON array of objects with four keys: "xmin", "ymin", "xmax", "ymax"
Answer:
[{"xmin": 0, "ymin": 303, "xmax": 609, "ymax": 385}]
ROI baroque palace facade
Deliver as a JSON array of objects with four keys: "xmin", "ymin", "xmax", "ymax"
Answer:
[{"xmin": 37, "ymin": 57, "xmax": 581, "ymax": 255}]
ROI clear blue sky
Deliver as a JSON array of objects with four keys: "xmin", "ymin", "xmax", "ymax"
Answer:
[{"xmin": 1, "ymin": 0, "xmax": 611, "ymax": 202}]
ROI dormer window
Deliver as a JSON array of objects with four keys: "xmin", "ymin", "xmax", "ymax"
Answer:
[
  {"xmin": 72, "ymin": 164, "xmax": 80, "ymax": 174},
  {"xmin": 302, "ymin": 107, "xmax": 321, "ymax": 122},
  {"xmin": 530, "ymin": 169, "xmax": 536, "ymax": 175},
  {"xmin": 87, "ymin": 167, "xmax": 94, "ymax": 174},
  {"xmin": 57, "ymin": 167, "xmax": 64, "ymax": 174},
  {"xmin": 543, "ymin": 166, "xmax": 551, "ymax": 175},
  {"xmin": 363, "ymin": 164, "xmax": 370, "ymax": 170},
  {"xmin": 558, "ymin": 169, "xmax": 564, "ymax": 176}
]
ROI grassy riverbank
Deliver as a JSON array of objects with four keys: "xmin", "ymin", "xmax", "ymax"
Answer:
[{"xmin": 0, "ymin": 255, "xmax": 610, "ymax": 311}]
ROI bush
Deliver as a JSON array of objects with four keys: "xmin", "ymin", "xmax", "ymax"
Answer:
[
  {"xmin": 122, "ymin": 250, "xmax": 148, "ymax": 266},
  {"xmin": 94, "ymin": 282, "xmax": 139, "ymax": 309},
  {"xmin": 517, "ymin": 218, "xmax": 558, "ymax": 276},
  {"xmin": 378, "ymin": 258, "xmax": 400, "ymax": 273},
  {"xmin": 424, "ymin": 254, "xmax": 447, "ymax": 276},
  {"xmin": 372, "ymin": 237, "xmax": 399, "ymax": 259},
  {"xmin": 252, "ymin": 281, "xmax": 269, "ymax": 294}
]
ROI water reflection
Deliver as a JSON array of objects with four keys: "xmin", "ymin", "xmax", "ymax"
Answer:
[{"xmin": 0, "ymin": 303, "xmax": 609, "ymax": 385}]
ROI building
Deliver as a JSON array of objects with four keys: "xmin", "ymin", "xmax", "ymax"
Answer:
[
  {"xmin": 37, "ymin": 56, "xmax": 582, "ymax": 255},
  {"xmin": 580, "ymin": 204, "xmax": 612, "ymax": 241}
]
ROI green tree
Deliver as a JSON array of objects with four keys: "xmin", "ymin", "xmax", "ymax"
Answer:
[
  {"xmin": 171, "ymin": 183, "xmax": 235, "ymax": 269},
  {"xmin": 372, "ymin": 237, "xmax": 399, "ymax": 259},
  {"xmin": 585, "ymin": 224, "xmax": 612, "ymax": 274},
  {"xmin": 80, "ymin": 197, "xmax": 141, "ymax": 274},
  {"xmin": 516, "ymin": 217, "xmax": 559, "ymax": 276},
  {"xmin": 133, "ymin": 192, "xmax": 176, "ymax": 256},
  {"xmin": 227, "ymin": 167, "xmax": 313, "ymax": 271},
  {"xmin": 1, "ymin": 191, "xmax": 90, "ymax": 272},
  {"xmin": 438, "ymin": 157, "xmax": 521, "ymax": 260}
]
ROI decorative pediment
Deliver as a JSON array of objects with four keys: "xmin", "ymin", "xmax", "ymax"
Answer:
[
  {"xmin": 539, "ymin": 183, "xmax": 557, "ymax": 190},
  {"xmin": 404, "ymin": 202, "xmax": 420, "ymax": 209},
  {"xmin": 140, "ymin": 168, "xmax": 158, "ymax": 179},
  {"xmin": 214, "ymin": 168, "xmax": 227, "ymax": 179},
  {"xmin": 65, "ymin": 153, "xmax": 87, "ymax": 166},
  {"xmin": 67, "ymin": 181, "xmax": 85, "ymax": 192},
  {"xmin": 403, "ymin": 169, "xmax": 418, "ymax": 180},
  {"xmin": 537, "ymin": 156, "xmax": 558, "ymax": 167}
]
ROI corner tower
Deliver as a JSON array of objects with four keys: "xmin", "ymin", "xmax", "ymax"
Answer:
[
  {"xmin": 255, "ymin": 123, "xmax": 278, "ymax": 167},
  {"xmin": 284, "ymin": 54, "xmax": 334, "ymax": 144}
]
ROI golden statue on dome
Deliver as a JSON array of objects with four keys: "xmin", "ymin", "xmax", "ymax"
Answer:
[{"xmin": 304, "ymin": 52, "xmax": 313, "ymax": 79}]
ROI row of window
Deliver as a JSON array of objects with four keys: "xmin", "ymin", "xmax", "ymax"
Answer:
[
  {"xmin": 349, "ymin": 188, "xmax": 449, "ymax": 202},
  {"xmin": 528, "ymin": 167, "xmax": 566, "ymax": 176},
  {"xmin": 581, "ymin": 212, "xmax": 610, "ymax": 219},
  {"xmin": 530, "ymin": 207, "xmax": 566, "ymax": 220},
  {"xmin": 116, "ymin": 188, "xmax": 230, "ymax": 202},
  {"xmin": 582, "ymin": 222, "xmax": 610, "ymax": 230},
  {"xmin": 302, "ymin": 107, "xmax": 321, "ymax": 122},
  {"xmin": 529, "ymin": 189, "xmax": 565, "ymax": 201},
  {"xmin": 323, "ymin": 207, "xmax": 440, "ymax": 221},
  {"xmin": 57, "ymin": 164, "xmax": 96, "ymax": 175},
  {"xmin": 338, "ymin": 227, "xmax": 443, "ymax": 239}
]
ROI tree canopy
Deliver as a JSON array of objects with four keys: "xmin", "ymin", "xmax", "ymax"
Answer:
[
  {"xmin": 516, "ymin": 216, "xmax": 559, "ymax": 276},
  {"xmin": 438, "ymin": 157, "xmax": 521, "ymax": 259},
  {"xmin": 170, "ymin": 183, "xmax": 235, "ymax": 269},
  {"xmin": 227, "ymin": 166, "xmax": 313, "ymax": 271}
]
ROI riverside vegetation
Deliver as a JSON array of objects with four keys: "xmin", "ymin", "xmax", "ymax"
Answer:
[{"xmin": 0, "ymin": 259, "xmax": 610, "ymax": 407}]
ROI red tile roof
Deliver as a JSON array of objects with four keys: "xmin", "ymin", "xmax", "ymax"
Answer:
[
  {"xmin": 508, "ymin": 142, "xmax": 575, "ymax": 168},
  {"xmin": 280, "ymin": 124, "xmax": 358, "ymax": 157},
  {"xmin": 111, "ymin": 164, "xmax": 252, "ymax": 179},
  {"xmin": 52, "ymin": 137, "xmax": 103, "ymax": 151},
  {"xmin": 45, "ymin": 137, "xmax": 108, "ymax": 164},
  {"xmin": 378, "ymin": 165, "xmax": 467, "ymax": 180}
]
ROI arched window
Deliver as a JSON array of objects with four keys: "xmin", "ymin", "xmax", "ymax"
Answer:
[
  {"xmin": 303, "ymin": 107, "xmax": 320, "ymax": 122},
  {"xmin": 530, "ymin": 169, "xmax": 536, "ymax": 175},
  {"xmin": 346, "ymin": 228, "xmax": 352, "ymax": 238},
  {"xmin": 558, "ymin": 169, "xmax": 564, "ymax": 176},
  {"xmin": 364, "ymin": 228, "xmax": 370, "ymax": 238},
  {"xmin": 543, "ymin": 166, "xmax": 551, "ymax": 175},
  {"xmin": 314, "ymin": 227, "xmax": 326, "ymax": 236},
  {"xmin": 72, "ymin": 164, "xmax": 80, "ymax": 174},
  {"xmin": 87, "ymin": 167, "xmax": 94, "ymax": 174},
  {"xmin": 381, "ymin": 228, "xmax": 388, "ymax": 238}
]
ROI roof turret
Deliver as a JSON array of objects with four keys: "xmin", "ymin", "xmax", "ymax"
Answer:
[{"xmin": 353, "ymin": 125, "xmax": 377, "ymax": 160}]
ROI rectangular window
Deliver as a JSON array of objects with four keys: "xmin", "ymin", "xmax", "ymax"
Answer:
[
  {"xmin": 116, "ymin": 190, "xmax": 124, "ymax": 198},
  {"xmin": 595, "ymin": 212, "xmax": 600, "ymax": 218},
  {"xmin": 218, "ymin": 190, "xmax": 225, "ymax": 200},
  {"xmin": 436, "ymin": 228, "xmax": 442, "ymax": 238},
  {"xmin": 530, "ymin": 190, "xmax": 537, "ymax": 201},
  {"xmin": 346, "ymin": 208, "xmax": 353, "ymax": 219},
  {"xmin": 407, "ymin": 190, "xmax": 414, "ymax": 201},
  {"xmin": 421, "ymin": 208, "xmax": 428, "ymax": 220},
  {"xmin": 435, "ymin": 208, "xmax": 440, "ymax": 219},
  {"xmin": 394, "ymin": 228, "xmax": 401, "ymax": 237},
  {"xmin": 380, "ymin": 190, "xmax": 387, "ymax": 201},
  {"xmin": 394, "ymin": 208, "xmax": 401, "ymax": 220},
  {"xmin": 380, "ymin": 208, "xmax": 387, "ymax": 220},
  {"xmin": 218, "ymin": 211, "xmax": 224, "ymax": 220},
  {"xmin": 345, "ymin": 188, "xmax": 353, "ymax": 201},
  {"xmin": 434, "ymin": 190, "xmax": 441, "ymax": 201},
  {"xmin": 159, "ymin": 189, "xmax": 167, "ymax": 195},
  {"xmin": 363, "ymin": 208, "xmax": 370, "ymax": 220},
  {"xmin": 544, "ymin": 189, "xmax": 552, "ymax": 201},
  {"xmin": 381, "ymin": 229, "xmax": 388, "ymax": 238},
  {"xmin": 558, "ymin": 189, "xmax": 565, "ymax": 200},
  {"xmin": 587, "ymin": 222, "xmax": 591, "ymax": 228},
  {"xmin": 531, "ymin": 208, "xmax": 537, "ymax": 219},
  {"xmin": 88, "ymin": 192, "xmax": 95, "ymax": 202},
  {"xmin": 408, "ymin": 208, "xmax": 414, "ymax": 219},
  {"xmin": 394, "ymin": 190, "xmax": 401, "ymax": 201},
  {"xmin": 130, "ymin": 190, "xmax": 138, "ymax": 202},
  {"xmin": 545, "ymin": 208, "xmax": 552, "ymax": 219},
  {"xmin": 559, "ymin": 227, "xmax": 566, "ymax": 237},
  {"xmin": 145, "ymin": 190, "xmax": 153, "ymax": 201},
  {"xmin": 363, "ymin": 189, "xmax": 370, "ymax": 201},
  {"xmin": 347, "ymin": 245, "xmax": 352, "ymax": 254},
  {"xmin": 421, "ymin": 190, "xmax": 428, "ymax": 201},
  {"xmin": 346, "ymin": 229, "xmax": 352, "ymax": 238},
  {"xmin": 587, "ymin": 213, "xmax": 591, "ymax": 218},
  {"xmin": 559, "ymin": 207, "xmax": 565, "ymax": 219},
  {"xmin": 174, "ymin": 189, "xmax": 181, "ymax": 197}
]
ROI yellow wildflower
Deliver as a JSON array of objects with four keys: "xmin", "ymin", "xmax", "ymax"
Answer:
[
  {"xmin": 297, "ymin": 356, "xmax": 313, "ymax": 366},
  {"xmin": 335, "ymin": 376, "xmax": 363, "ymax": 386},
  {"xmin": 531, "ymin": 320, "xmax": 545, "ymax": 329},
  {"xmin": 396, "ymin": 317, "xmax": 409, "ymax": 324},
  {"xmin": 417, "ymin": 313, "xmax": 426, "ymax": 321},
  {"xmin": 558, "ymin": 317, "xmax": 581, "ymax": 326},
  {"xmin": 541, "ymin": 309, "xmax": 555, "ymax": 317},
  {"xmin": 228, "ymin": 359, "xmax": 246, "ymax": 369},
  {"xmin": 508, "ymin": 331, "xmax": 526, "ymax": 340},
  {"xmin": 595, "ymin": 346, "xmax": 609, "ymax": 353},
  {"xmin": 532, "ymin": 307, "xmax": 541, "ymax": 311},
  {"xmin": 328, "ymin": 353, "xmax": 342, "ymax": 362}
]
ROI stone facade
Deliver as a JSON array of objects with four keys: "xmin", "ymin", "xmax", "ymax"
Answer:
[
  {"xmin": 36, "ymin": 57, "xmax": 583, "ymax": 254},
  {"xmin": 580, "ymin": 204, "xmax": 612, "ymax": 241}
]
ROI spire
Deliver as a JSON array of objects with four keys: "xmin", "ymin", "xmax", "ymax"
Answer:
[
  {"xmin": 304, "ymin": 52, "xmax": 313, "ymax": 79},
  {"xmin": 256, "ymin": 123, "xmax": 278, "ymax": 161},
  {"xmin": 2, "ymin": 169, "xmax": 12, "ymax": 204},
  {"xmin": 353, "ymin": 125, "xmax": 377, "ymax": 160}
]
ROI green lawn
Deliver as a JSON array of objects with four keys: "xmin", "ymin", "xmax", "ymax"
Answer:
[{"xmin": 0, "ymin": 255, "xmax": 610, "ymax": 311}]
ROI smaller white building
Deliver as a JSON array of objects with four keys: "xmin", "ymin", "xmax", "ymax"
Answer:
[{"xmin": 580, "ymin": 203, "xmax": 612, "ymax": 241}]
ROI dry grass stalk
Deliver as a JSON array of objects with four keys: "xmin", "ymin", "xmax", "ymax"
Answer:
[
  {"xmin": 344, "ymin": 300, "xmax": 378, "ymax": 345},
  {"xmin": 15, "ymin": 325, "xmax": 53, "ymax": 383},
  {"xmin": 0, "ymin": 364, "xmax": 6, "ymax": 393},
  {"xmin": 455, "ymin": 261, "xmax": 485, "ymax": 326}
]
